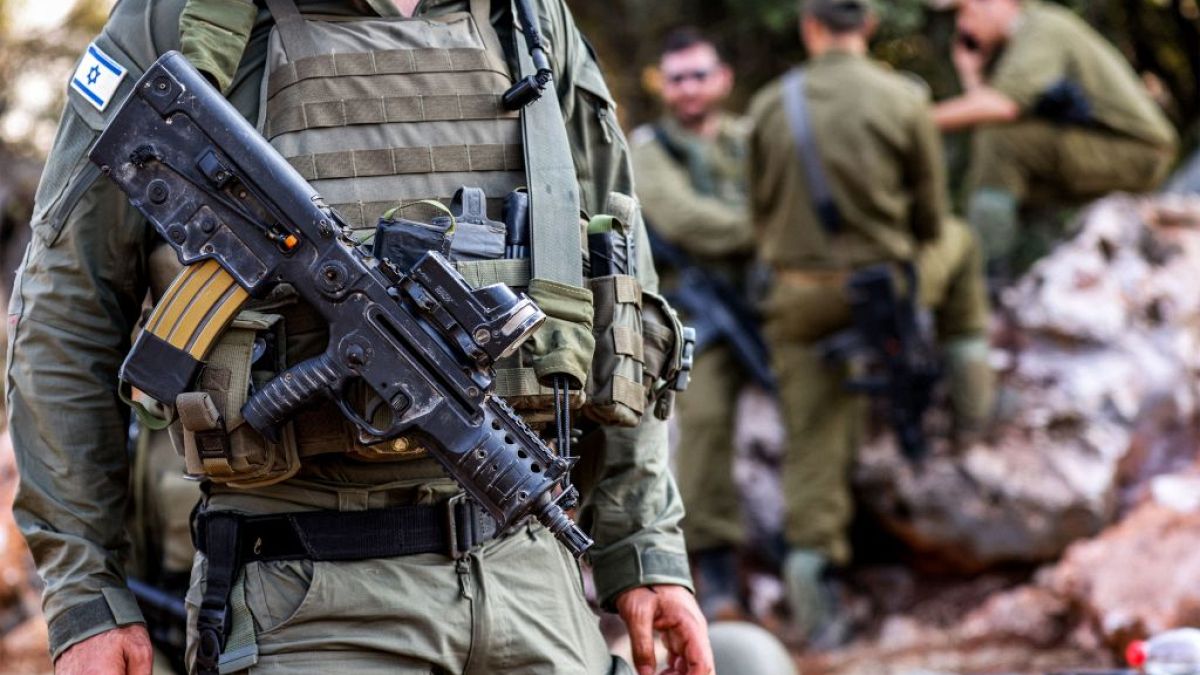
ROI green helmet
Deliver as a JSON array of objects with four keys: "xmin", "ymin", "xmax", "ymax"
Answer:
[{"xmin": 709, "ymin": 621, "xmax": 798, "ymax": 675}]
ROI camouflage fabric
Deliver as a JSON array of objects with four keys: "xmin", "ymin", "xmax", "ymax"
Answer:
[{"xmin": 7, "ymin": 0, "xmax": 691, "ymax": 661}]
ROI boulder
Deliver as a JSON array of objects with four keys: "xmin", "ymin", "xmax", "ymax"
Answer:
[{"xmin": 857, "ymin": 196, "xmax": 1200, "ymax": 570}]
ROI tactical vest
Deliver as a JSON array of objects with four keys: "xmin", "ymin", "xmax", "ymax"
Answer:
[{"xmin": 152, "ymin": 0, "xmax": 688, "ymax": 486}]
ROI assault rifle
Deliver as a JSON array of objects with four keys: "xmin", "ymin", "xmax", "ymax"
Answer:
[
  {"xmin": 90, "ymin": 52, "xmax": 592, "ymax": 557},
  {"xmin": 646, "ymin": 228, "xmax": 775, "ymax": 391},
  {"xmin": 818, "ymin": 264, "xmax": 940, "ymax": 462}
]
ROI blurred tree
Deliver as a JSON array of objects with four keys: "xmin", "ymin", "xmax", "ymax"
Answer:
[{"xmin": 568, "ymin": 0, "xmax": 1199, "ymax": 153}]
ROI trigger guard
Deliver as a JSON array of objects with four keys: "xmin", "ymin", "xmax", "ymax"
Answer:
[{"xmin": 334, "ymin": 393, "xmax": 406, "ymax": 444}]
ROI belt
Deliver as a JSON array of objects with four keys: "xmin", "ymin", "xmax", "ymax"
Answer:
[
  {"xmin": 772, "ymin": 267, "xmax": 849, "ymax": 287},
  {"xmin": 192, "ymin": 493, "xmax": 500, "ymax": 563},
  {"xmin": 191, "ymin": 495, "xmax": 499, "ymax": 675}
]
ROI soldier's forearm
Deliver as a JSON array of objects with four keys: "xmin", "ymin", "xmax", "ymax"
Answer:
[{"xmin": 933, "ymin": 88, "xmax": 1021, "ymax": 132}]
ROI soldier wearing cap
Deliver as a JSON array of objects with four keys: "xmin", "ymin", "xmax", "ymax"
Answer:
[
  {"xmin": 934, "ymin": 0, "xmax": 1178, "ymax": 278},
  {"xmin": 748, "ymin": 0, "xmax": 992, "ymax": 644},
  {"xmin": 630, "ymin": 28, "xmax": 755, "ymax": 622}
]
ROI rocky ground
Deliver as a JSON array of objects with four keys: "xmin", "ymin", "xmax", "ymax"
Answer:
[{"xmin": 2, "ymin": 195, "xmax": 1199, "ymax": 674}]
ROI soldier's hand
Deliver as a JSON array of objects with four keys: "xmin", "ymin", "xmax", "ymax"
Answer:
[
  {"xmin": 952, "ymin": 40, "xmax": 986, "ymax": 90},
  {"xmin": 55, "ymin": 624, "xmax": 153, "ymax": 675},
  {"xmin": 616, "ymin": 585, "xmax": 714, "ymax": 675}
]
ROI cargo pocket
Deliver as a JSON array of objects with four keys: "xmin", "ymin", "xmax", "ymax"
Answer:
[
  {"xmin": 583, "ymin": 274, "xmax": 645, "ymax": 427},
  {"xmin": 29, "ymin": 103, "xmax": 102, "ymax": 247},
  {"xmin": 242, "ymin": 559, "xmax": 323, "ymax": 636},
  {"xmin": 762, "ymin": 278, "xmax": 852, "ymax": 344},
  {"xmin": 176, "ymin": 311, "xmax": 300, "ymax": 488}
]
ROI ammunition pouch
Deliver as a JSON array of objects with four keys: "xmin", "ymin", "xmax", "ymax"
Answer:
[
  {"xmin": 584, "ymin": 274, "xmax": 645, "ymax": 427},
  {"xmin": 500, "ymin": 278, "xmax": 595, "ymax": 423},
  {"xmin": 173, "ymin": 311, "xmax": 299, "ymax": 488}
]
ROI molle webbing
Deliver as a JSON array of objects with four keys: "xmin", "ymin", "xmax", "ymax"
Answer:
[
  {"xmin": 267, "ymin": 93, "xmax": 517, "ymax": 138},
  {"xmin": 266, "ymin": 48, "xmax": 505, "ymax": 98},
  {"xmin": 286, "ymin": 143, "xmax": 525, "ymax": 182}
]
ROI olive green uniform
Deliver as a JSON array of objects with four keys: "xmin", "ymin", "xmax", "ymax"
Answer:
[
  {"xmin": 968, "ymin": 0, "xmax": 1178, "ymax": 271},
  {"xmin": 7, "ymin": 1, "xmax": 691, "ymax": 672},
  {"xmin": 748, "ymin": 50, "xmax": 990, "ymax": 565},
  {"xmin": 630, "ymin": 115, "xmax": 754, "ymax": 554}
]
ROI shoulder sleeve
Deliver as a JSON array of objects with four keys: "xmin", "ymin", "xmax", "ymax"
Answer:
[
  {"xmin": 988, "ymin": 19, "xmax": 1067, "ymax": 110},
  {"xmin": 537, "ymin": 0, "xmax": 693, "ymax": 605},
  {"xmin": 8, "ymin": 0, "xmax": 169, "ymax": 657}
]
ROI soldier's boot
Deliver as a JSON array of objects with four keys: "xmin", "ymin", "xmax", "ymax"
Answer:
[
  {"xmin": 967, "ymin": 187, "xmax": 1021, "ymax": 289},
  {"xmin": 692, "ymin": 546, "xmax": 743, "ymax": 621},
  {"xmin": 943, "ymin": 335, "xmax": 997, "ymax": 448},
  {"xmin": 783, "ymin": 549, "xmax": 849, "ymax": 650}
]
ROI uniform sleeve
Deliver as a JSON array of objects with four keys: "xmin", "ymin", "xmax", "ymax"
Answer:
[
  {"xmin": 907, "ymin": 101, "xmax": 947, "ymax": 243},
  {"xmin": 987, "ymin": 28, "xmax": 1067, "ymax": 112},
  {"xmin": 7, "ymin": 118, "xmax": 152, "ymax": 658},
  {"xmin": 631, "ymin": 140, "xmax": 754, "ymax": 259},
  {"xmin": 539, "ymin": 0, "xmax": 693, "ymax": 608}
]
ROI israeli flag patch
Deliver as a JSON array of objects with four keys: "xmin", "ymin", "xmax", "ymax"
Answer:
[{"xmin": 71, "ymin": 43, "xmax": 128, "ymax": 112}]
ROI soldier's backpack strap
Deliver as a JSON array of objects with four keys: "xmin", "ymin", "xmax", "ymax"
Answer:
[
  {"xmin": 507, "ymin": 0, "xmax": 585, "ymax": 287},
  {"xmin": 262, "ymin": 0, "xmax": 319, "ymax": 60},
  {"xmin": 782, "ymin": 67, "xmax": 842, "ymax": 234}
]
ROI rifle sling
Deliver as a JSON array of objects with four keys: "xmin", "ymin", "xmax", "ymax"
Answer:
[
  {"xmin": 782, "ymin": 68, "xmax": 842, "ymax": 234},
  {"xmin": 511, "ymin": 1, "xmax": 584, "ymax": 287}
]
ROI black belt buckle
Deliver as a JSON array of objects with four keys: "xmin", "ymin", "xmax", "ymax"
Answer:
[{"xmin": 446, "ymin": 493, "xmax": 470, "ymax": 560}]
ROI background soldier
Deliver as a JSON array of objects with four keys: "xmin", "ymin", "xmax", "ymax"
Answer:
[
  {"xmin": 630, "ymin": 28, "xmax": 756, "ymax": 622},
  {"xmin": 933, "ymin": 0, "xmax": 1179, "ymax": 278},
  {"xmin": 748, "ymin": 0, "xmax": 992, "ymax": 644},
  {"xmin": 7, "ymin": 1, "xmax": 713, "ymax": 674}
]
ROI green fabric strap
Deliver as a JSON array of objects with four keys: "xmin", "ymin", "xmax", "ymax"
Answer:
[
  {"xmin": 119, "ymin": 381, "xmax": 173, "ymax": 431},
  {"xmin": 286, "ymin": 144, "xmax": 525, "ymax": 182},
  {"xmin": 512, "ymin": 2, "xmax": 583, "ymax": 287},
  {"xmin": 455, "ymin": 258, "xmax": 531, "ymax": 289},
  {"xmin": 218, "ymin": 574, "xmax": 259, "ymax": 673}
]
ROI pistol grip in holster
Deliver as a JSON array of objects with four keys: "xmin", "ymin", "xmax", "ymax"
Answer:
[{"xmin": 122, "ymin": 260, "xmax": 250, "ymax": 404}]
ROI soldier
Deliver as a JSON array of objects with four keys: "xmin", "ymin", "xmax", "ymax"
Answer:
[
  {"xmin": 747, "ymin": 0, "xmax": 992, "ymax": 643},
  {"xmin": 7, "ymin": 1, "xmax": 714, "ymax": 674},
  {"xmin": 630, "ymin": 28, "xmax": 756, "ymax": 621},
  {"xmin": 933, "ymin": 0, "xmax": 1178, "ymax": 278}
]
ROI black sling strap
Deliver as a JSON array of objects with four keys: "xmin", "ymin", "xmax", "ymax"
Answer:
[{"xmin": 782, "ymin": 67, "xmax": 842, "ymax": 234}]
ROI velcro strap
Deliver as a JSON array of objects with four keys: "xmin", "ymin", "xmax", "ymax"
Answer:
[
  {"xmin": 495, "ymin": 367, "xmax": 546, "ymax": 398},
  {"xmin": 455, "ymin": 258, "xmax": 531, "ymax": 289},
  {"xmin": 614, "ymin": 276, "xmax": 642, "ymax": 305},
  {"xmin": 287, "ymin": 144, "xmax": 524, "ymax": 181},
  {"xmin": 612, "ymin": 375, "xmax": 646, "ymax": 414},
  {"xmin": 612, "ymin": 325, "xmax": 644, "ymax": 361},
  {"xmin": 177, "ymin": 392, "xmax": 222, "ymax": 432},
  {"xmin": 268, "ymin": 48, "xmax": 501, "ymax": 98},
  {"xmin": 267, "ymin": 94, "xmax": 517, "ymax": 138}
]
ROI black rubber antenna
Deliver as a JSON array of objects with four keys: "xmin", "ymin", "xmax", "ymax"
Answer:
[{"xmin": 503, "ymin": 0, "xmax": 553, "ymax": 110}]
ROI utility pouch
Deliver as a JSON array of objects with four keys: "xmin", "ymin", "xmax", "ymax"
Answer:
[
  {"xmin": 502, "ymin": 278, "xmax": 595, "ymax": 422},
  {"xmin": 641, "ymin": 290, "xmax": 692, "ymax": 420},
  {"xmin": 175, "ymin": 311, "xmax": 299, "ymax": 488},
  {"xmin": 584, "ymin": 274, "xmax": 646, "ymax": 427}
]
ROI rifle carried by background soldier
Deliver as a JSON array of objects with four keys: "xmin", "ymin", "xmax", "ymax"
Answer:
[
  {"xmin": 817, "ymin": 264, "xmax": 940, "ymax": 462},
  {"xmin": 647, "ymin": 228, "xmax": 774, "ymax": 392}
]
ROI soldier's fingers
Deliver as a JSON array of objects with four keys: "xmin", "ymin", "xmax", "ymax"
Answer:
[
  {"xmin": 628, "ymin": 611, "xmax": 658, "ymax": 675},
  {"xmin": 123, "ymin": 625, "xmax": 154, "ymax": 675}
]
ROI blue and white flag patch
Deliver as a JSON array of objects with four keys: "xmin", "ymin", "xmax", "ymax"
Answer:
[{"xmin": 71, "ymin": 43, "xmax": 128, "ymax": 112}]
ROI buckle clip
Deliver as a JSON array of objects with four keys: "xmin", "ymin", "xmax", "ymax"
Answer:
[{"xmin": 446, "ymin": 493, "xmax": 470, "ymax": 560}]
